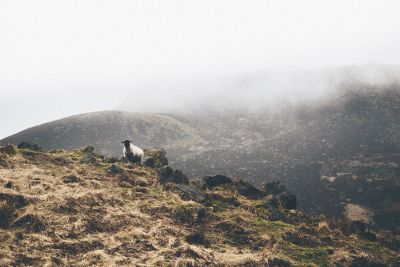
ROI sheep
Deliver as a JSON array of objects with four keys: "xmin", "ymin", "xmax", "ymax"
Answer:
[{"xmin": 121, "ymin": 140, "xmax": 144, "ymax": 164}]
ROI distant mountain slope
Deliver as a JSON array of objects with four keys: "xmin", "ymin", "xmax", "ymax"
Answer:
[{"xmin": 0, "ymin": 110, "xmax": 206, "ymax": 158}]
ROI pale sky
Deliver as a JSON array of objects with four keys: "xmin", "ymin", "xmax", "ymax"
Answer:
[{"xmin": 1, "ymin": 0, "xmax": 400, "ymax": 138}]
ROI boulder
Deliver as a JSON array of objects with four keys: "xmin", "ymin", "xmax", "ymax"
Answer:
[
  {"xmin": 0, "ymin": 144, "xmax": 17, "ymax": 155},
  {"xmin": 172, "ymin": 183, "xmax": 206, "ymax": 202},
  {"xmin": 159, "ymin": 166, "xmax": 189, "ymax": 184},
  {"xmin": 270, "ymin": 193, "xmax": 297, "ymax": 210},
  {"xmin": 142, "ymin": 148, "xmax": 168, "ymax": 168},
  {"xmin": 203, "ymin": 175, "xmax": 233, "ymax": 188},
  {"xmin": 109, "ymin": 164, "xmax": 123, "ymax": 174},
  {"xmin": 350, "ymin": 220, "xmax": 366, "ymax": 234},
  {"xmin": 80, "ymin": 153, "xmax": 99, "ymax": 166},
  {"xmin": 82, "ymin": 146, "xmax": 94, "ymax": 154},
  {"xmin": 263, "ymin": 181, "xmax": 287, "ymax": 195},
  {"xmin": 159, "ymin": 166, "xmax": 173, "ymax": 184},
  {"xmin": 235, "ymin": 180, "xmax": 264, "ymax": 199},
  {"xmin": 141, "ymin": 156, "xmax": 155, "ymax": 168},
  {"xmin": 17, "ymin": 142, "xmax": 41, "ymax": 151},
  {"xmin": 63, "ymin": 175, "xmax": 79, "ymax": 184}
]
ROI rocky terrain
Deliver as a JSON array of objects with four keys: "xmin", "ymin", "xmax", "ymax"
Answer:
[
  {"xmin": 0, "ymin": 144, "xmax": 399, "ymax": 266},
  {"xmin": 2, "ymin": 83, "xmax": 400, "ymax": 235}
]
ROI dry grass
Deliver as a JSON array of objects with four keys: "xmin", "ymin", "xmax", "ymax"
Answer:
[{"xmin": 0, "ymin": 148, "xmax": 398, "ymax": 266}]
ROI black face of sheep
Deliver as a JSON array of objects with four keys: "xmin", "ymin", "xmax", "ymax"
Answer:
[{"xmin": 121, "ymin": 140, "xmax": 132, "ymax": 148}]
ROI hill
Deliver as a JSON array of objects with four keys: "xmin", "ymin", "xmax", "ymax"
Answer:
[
  {"xmin": 0, "ymin": 110, "xmax": 205, "ymax": 158},
  {"xmin": 2, "ymin": 84, "xmax": 400, "ymax": 234},
  {"xmin": 0, "ymin": 145, "xmax": 399, "ymax": 266}
]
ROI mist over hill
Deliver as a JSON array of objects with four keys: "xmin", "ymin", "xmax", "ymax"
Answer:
[{"xmin": 2, "ymin": 68, "xmax": 400, "ymax": 234}]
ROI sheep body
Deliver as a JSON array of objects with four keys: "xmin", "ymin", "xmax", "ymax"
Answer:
[{"xmin": 122, "ymin": 140, "xmax": 144, "ymax": 164}]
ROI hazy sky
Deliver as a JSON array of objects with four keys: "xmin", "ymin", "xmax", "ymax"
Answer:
[{"xmin": 1, "ymin": 0, "xmax": 400, "ymax": 138}]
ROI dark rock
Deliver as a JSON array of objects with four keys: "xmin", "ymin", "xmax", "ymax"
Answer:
[
  {"xmin": 185, "ymin": 231, "xmax": 208, "ymax": 245},
  {"xmin": 63, "ymin": 175, "xmax": 79, "ymax": 184},
  {"xmin": 80, "ymin": 153, "xmax": 99, "ymax": 165},
  {"xmin": 159, "ymin": 166, "xmax": 173, "ymax": 184},
  {"xmin": 349, "ymin": 255, "xmax": 388, "ymax": 267},
  {"xmin": 235, "ymin": 180, "xmax": 264, "ymax": 199},
  {"xmin": 15, "ymin": 232, "xmax": 24, "ymax": 240},
  {"xmin": 82, "ymin": 146, "xmax": 94, "ymax": 153},
  {"xmin": 197, "ymin": 207, "xmax": 207, "ymax": 223},
  {"xmin": 203, "ymin": 175, "xmax": 233, "ymax": 188},
  {"xmin": 105, "ymin": 157, "xmax": 119, "ymax": 163},
  {"xmin": 270, "ymin": 193, "xmax": 297, "ymax": 210},
  {"xmin": 54, "ymin": 156, "xmax": 73, "ymax": 165},
  {"xmin": 12, "ymin": 214, "xmax": 46, "ymax": 232},
  {"xmin": 361, "ymin": 231, "xmax": 378, "ymax": 242},
  {"xmin": 0, "ymin": 144, "xmax": 17, "ymax": 155},
  {"xmin": 17, "ymin": 142, "xmax": 41, "ymax": 151},
  {"xmin": 135, "ymin": 186, "xmax": 148, "ymax": 193},
  {"xmin": 268, "ymin": 257, "xmax": 292, "ymax": 267},
  {"xmin": 350, "ymin": 220, "xmax": 366, "ymax": 234},
  {"xmin": 169, "ymin": 170, "xmax": 189, "ymax": 184},
  {"xmin": 125, "ymin": 154, "xmax": 142, "ymax": 164},
  {"xmin": 142, "ymin": 156, "xmax": 155, "ymax": 168},
  {"xmin": 109, "ymin": 164, "xmax": 123, "ymax": 174},
  {"xmin": 143, "ymin": 148, "xmax": 168, "ymax": 168},
  {"xmin": 173, "ymin": 184, "xmax": 206, "ymax": 202},
  {"xmin": 268, "ymin": 210, "xmax": 286, "ymax": 221},
  {"xmin": 263, "ymin": 181, "xmax": 287, "ymax": 195},
  {"xmin": 4, "ymin": 181, "xmax": 12, "ymax": 189},
  {"xmin": 326, "ymin": 248, "xmax": 334, "ymax": 255},
  {"xmin": 159, "ymin": 166, "xmax": 189, "ymax": 184}
]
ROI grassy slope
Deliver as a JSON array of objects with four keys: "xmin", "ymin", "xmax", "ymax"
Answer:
[{"xmin": 0, "ymin": 148, "xmax": 398, "ymax": 266}]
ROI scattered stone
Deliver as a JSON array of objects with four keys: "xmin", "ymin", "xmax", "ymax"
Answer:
[
  {"xmin": 361, "ymin": 231, "xmax": 377, "ymax": 242},
  {"xmin": 326, "ymin": 248, "xmax": 335, "ymax": 255},
  {"xmin": 169, "ymin": 170, "xmax": 189, "ymax": 184},
  {"xmin": 269, "ymin": 210, "xmax": 286, "ymax": 221},
  {"xmin": 134, "ymin": 177, "xmax": 149, "ymax": 187},
  {"xmin": 135, "ymin": 186, "xmax": 148, "ymax": 193},
  {"xmin": 17, "ymin": 142, "xmax": 41, "ymax": 151},
  {"xmin": 159, "ymin": 166, "xmax": 189, "ymax": 184},
  {"xmin": 105, "ymin": 157, "xmax": 119, "ymax": 163},
  {"xmin": 270, "ymin": 193, "xmax": 297, "ymax": 210},
  {"xmin": 12, "ymin": 214, "xmax": 46, "ymax": 232},
  {"xmin": 263, "ymin": 181, "xmax": 287, "ymax": 195},
  {"xmin": 350, "ymin": 220, "xmax": 366, "ymax": 234},
  {"xmin": 159, "ymin": 166, "xmax": 173, "ymax": 184},
  {"xmin": 63, "ymin": 175, "xmax": 79, "ymax": 184},
  {"xmin": 82, "ymin": 146, "xmax": 94, "ymax": 154},
  {"xmin": 80, "ymin": 153, "xmax": 98, "ymax": 165},
  {"xmin": 142, "ymin": 148, "xmax": 168, "ymax": 168},
  {"xmin": 0, "ymin": 144, "xmax": 17, "ymax": 155},
  {"xmin": 109, "ymin": 164, "xmax": 123, "ymax": 174},
  {"xmin": 203, "ymin": 175, "xmax": 233, "ymax": 188},
  {"xmin": 185, "ymin": 231, "xmax": 208, "ymax": 245},
  {"xmin": 54, "ymin": 157, "xmax": 73, "ymax": 165},
  {"xmin": 172, "ymin": 183, "xmax": 206, "ymax": 202},
  {"xmin": 4, "ymin": 181, "xmax": 12, "ymax": 189},
  {"xmin": 235, "ymin": 180, "xmax": 264, "ymax": 199},
  {"xmin": 268, "ymin": 257, "xmax": 292, "ymax": 267},
  {"xmin": 141, "ymin": 156, "xmax": 155, "ymax": 168},
  {"xmin": 196, "ymin": 207, "xmax": 207, "ymax": 223},
  {"xmin": 15, "ymin": 232, "xmax": 24, "ymax": 240}
]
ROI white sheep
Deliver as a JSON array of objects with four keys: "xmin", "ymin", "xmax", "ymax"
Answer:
[{"xmin": 121, "ymin": 140, "xmax": 144, "ymax": 164}]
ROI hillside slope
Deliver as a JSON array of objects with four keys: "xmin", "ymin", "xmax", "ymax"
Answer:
[
  {"xmin": 2, "ymin": 85, "xmax": 400, "ymax": 234},
  {"xmin": 0, "ymin": 110, "xmax": 205, "ymax": 158},
  {"xmin": 0, "ymin": 145, "xmax": 399, "ymax": 266}
]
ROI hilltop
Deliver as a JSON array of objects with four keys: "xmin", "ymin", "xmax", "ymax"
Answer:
[{"xmin": 0, "ymin": 145, "xmax": 399, "ymax": 266}]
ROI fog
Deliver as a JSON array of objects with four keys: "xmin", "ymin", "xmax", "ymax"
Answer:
[{"xmin": 1, "ymin": 0, "xmax": 400, "ymax": 138}]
